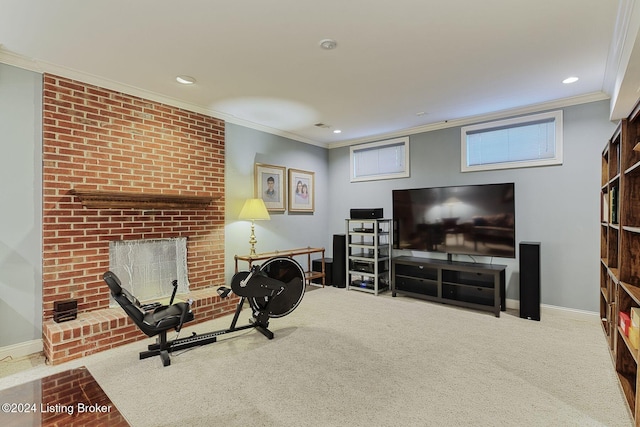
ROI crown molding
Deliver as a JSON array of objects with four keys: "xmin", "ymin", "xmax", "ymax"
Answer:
[
  {"xmin": 0, "ymin": 49, "xmax": 611, "ymax": 151},
  {"xmin": 0, "ymin": 49, "xmax": 323, "ymax": 148},
  {"xmin": 327, "ymin": 92, "xmax": 611, "ymax": 149},
  {"xmin": 607, "ymin": 0, "xmax": 640, "ymax": 121}
]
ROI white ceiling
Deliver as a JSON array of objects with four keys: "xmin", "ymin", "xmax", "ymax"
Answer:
[{"xmin": 1, "ymin": 0, "xmax": 639, "ymax": 147}]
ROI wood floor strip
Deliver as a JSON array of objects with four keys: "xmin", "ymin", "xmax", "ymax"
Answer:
[{"xmin": 0, "ymin": 366, "xmax": 129, "ymax": 426}]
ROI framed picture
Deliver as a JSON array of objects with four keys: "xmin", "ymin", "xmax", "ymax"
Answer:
[
  {"xmin": 288, "ymin": 168, "xmax": 315, "ymax": 213},
  {"xmin": 255, "ymin": 163, "xmax": 286, "ymax": 212}
]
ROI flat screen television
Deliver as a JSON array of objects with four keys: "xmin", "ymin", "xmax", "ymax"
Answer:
[{"xmin": 392, "ymin": 183, "xmax": 515, "ymax": 258}]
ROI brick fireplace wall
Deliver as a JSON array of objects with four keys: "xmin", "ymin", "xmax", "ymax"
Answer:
[{"xmin": 42, "ymin": 74, "xmax": 232, "ymax": 363}]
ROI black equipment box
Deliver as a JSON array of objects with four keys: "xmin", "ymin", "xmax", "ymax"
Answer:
[
  {"xmin": 350, "ymin": 208, "xmax": 383, "ymax": 219},
  {"xmin": 349, "ymin": 259, "xmax": 387, "ymax": 274}
]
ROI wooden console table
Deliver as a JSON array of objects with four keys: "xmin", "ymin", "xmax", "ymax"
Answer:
[{"xmin": 234, "ymin": 247, "xmax": 326, "ymax": 287}]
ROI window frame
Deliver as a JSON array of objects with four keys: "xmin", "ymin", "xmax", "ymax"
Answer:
[
  {"xmin": 460, "ymin": 110, "xmax": 563, "ymax": 172},
  {"xmin": 350, "ymin": 137, "xmax": 410, "ymax": 182}
]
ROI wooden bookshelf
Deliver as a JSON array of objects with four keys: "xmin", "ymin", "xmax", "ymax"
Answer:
[{"xmin": 601, "ymin": 100, "xmax": 640, "ymax": 424}]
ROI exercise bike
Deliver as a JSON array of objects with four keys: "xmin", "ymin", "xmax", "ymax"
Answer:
[{"xmin": 104, "ymin": 256, "xmax": 306, "ymax": 366}]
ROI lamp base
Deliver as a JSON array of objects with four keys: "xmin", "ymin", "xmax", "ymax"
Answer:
[{"xmin": 248, "ymin": 221, "xmax": 258, "ymax": 256}]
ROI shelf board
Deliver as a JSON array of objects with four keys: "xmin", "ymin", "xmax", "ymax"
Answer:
[
  {"xmin": 442, "ymin": 280, "xmax": 494, "ymax": 290},
  {"xmin": 395, "ymin": 274, "xmax": 438, "ymax": 283},
  {"xmin": 70, "ymin": 189, "xmax": 218, "ymax": 209},
  {"xmin": 618, "ymin": 326, "xmax": 639, "ymax": 364},
  {"xmin": 622, "ymin": 225, "xmax": 640, "ymax": 234},
  {"xmin": 348, "ymin": 243, "xmax": 378, "ymax": 248},
  {"xmin": 609, "ymin": 267, "xmax": 620, "ymax": 282},
  {"xmin": 235, "ymin": 247, "xmax": 325, "ymax": 262},
  {"xmin": 348, "ymin": 269, "xmax": 388, "ymax": 277},
  {"xmin": 348, "ymin": 284, "xmax": 389, "ymax": 294},
  {"xmin": 620, "ymin": 281, "xmax": 640, "ymax": 306},
  {"xmin": 625, "ymin": 160, "xmax": 640, "ymax": 176},
  {"xmin": 349, "ymin": 254, "xmax": 389, "ymax": 261},
  {"xmin": 305, "ymin": 271, "xmax": 324, "ymax": 280},
  {"xmin": 609, "ymin": 174, "xmax": 621, "ymax": 185}
]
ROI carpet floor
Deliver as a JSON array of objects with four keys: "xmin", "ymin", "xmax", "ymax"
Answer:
[{"xmin": 0, "ymin": 286, "xmax": 632, "ymax": 426}]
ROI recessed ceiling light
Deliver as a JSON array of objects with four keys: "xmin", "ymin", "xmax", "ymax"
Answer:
[
  {"xmin": 563, "ymin": 76, "xmax": 579, "ymax": 84},
  {"xmin": 333, "ymin": 129, "xmax": 342, "ymax": 134},
  {"xmin": 176, "ymin": 75, "xmax": 196, "ymax": 85},
  {"xmin": 319, "ymin": 39, "xmax": 338, "ymax": 50}
]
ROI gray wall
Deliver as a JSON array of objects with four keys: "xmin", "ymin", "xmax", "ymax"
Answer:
[
  {"xmin": 224, "ymin": 123, "xmax": 330, "ymax": 281},
  {"xmin": 328, "ymin": 100, "xmax": 616, "ymax": 312},
  {"xmin": 0, "ymin": 63, "xmax": 619, "ymax": 355},
  {"xmin": 0, "ymin": 63, "xmax": 43, "ymax": 346}
]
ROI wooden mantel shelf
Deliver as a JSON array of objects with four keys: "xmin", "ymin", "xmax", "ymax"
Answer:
[{"xmin": 70, "ymin": 189, "xmax": 218, "ymax": 209}]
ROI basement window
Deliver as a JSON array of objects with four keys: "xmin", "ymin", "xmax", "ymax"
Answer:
[
  {"xmin": 350, "ymin": 137, "xmax": 410, "ymax": 182},
  {"xmin": 461, "ymin": 110, "xmax": 563, "ymax": 172}
]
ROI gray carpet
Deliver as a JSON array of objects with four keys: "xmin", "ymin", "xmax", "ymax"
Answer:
[{"xmin": 0, "ymin": 286, "xmax": 632, "ymax": 426}]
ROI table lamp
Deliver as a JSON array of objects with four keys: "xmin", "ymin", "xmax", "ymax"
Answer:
[{"xmin": 239, "ymin": 198, "xmax": 271, "ymax": 256}]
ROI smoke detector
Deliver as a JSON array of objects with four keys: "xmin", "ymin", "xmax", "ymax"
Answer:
[{"xmin": 319, "ymin": 39, "xmax": 338, "ymax": 50}]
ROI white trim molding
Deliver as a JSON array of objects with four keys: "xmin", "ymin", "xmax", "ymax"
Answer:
[{"xmin": 0, "ymin": 339, "xmax": 43, "ymax": 361}]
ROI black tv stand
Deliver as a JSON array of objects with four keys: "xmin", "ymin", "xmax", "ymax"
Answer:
[{"xmin": 391, "ymin": 256, "xmax": 506, "ymax": 317}]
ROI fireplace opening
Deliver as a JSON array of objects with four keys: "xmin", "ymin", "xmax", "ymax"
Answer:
[{"xmin": 108, "ymin": 237, "xmax": 190, "ymax": 305}]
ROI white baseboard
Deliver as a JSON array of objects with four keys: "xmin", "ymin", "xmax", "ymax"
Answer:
[
  {"xmin": 505, "ymin": 298, "xmax": 519, "ymax": 311},
  {"xmin": 0, "ymin": 339, "xmax": 43, "ymax": 361},
  {"xmin": 505, "ymin": 298, "xmax": 598, "ymax": 319},
  {"xmin": 541, "ymin": 303, "xmax": 599, "ymax": 317}
]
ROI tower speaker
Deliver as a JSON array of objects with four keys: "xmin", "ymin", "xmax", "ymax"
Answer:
[
  {"xmin": 519, "ymin": 241, "xmax": 541, "ymax": 321},
  {"xmin": 332, "ymin": 234, "xmax": 346, "ymax": 288}
]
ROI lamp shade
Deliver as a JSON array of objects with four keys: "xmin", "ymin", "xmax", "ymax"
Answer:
[{"xmin": 239, "ymin": 198, "xmax": 271, "ymax": 221}]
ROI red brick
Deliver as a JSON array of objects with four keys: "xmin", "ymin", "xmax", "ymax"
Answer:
[
  {"xmin": 41, "ymin": 74, "xmax": 226, "ymax": 363},
  {"xmin": 42, "ymin": 76, "xmax": 224, "ymax": 310}
]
